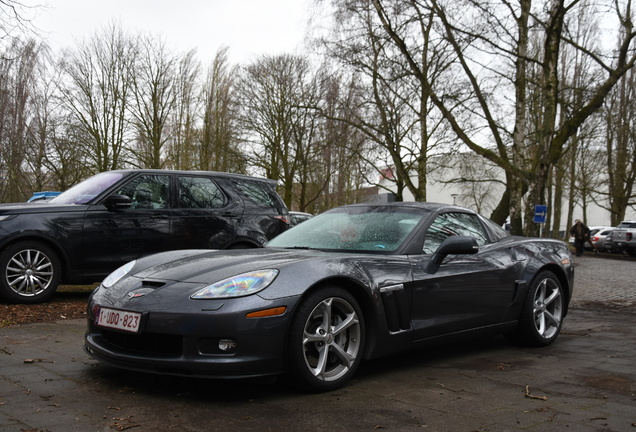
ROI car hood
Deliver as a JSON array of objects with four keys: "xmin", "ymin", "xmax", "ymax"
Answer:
[
  {"xmin": 130, "ymin": 248, "xmax": 311, "ymax": 284},
  {"xmin": 98, "ymin": 247, "xmax": 411, "ymax": 307},
  {"xmin": 0, "ymin": 202, "xmax": 84, "ymax": 214}
]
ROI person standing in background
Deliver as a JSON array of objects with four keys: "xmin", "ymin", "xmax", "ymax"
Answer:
[{"xmin": 570, "ymin": 219, "xmax": 591, "ymax": 257}]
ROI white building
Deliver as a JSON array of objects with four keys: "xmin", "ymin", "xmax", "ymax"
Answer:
[{"xmin": 377, "ymin": 154, "xmax": 636, "ymax": 232}]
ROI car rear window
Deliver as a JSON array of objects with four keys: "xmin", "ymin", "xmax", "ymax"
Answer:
[
  {"xmin": 178, "ymin": 176, "xmax": 227, "ymax": 209},
  {"xmin": 618, "ymin": 222, "xmax": 636, "ymax": 228},
  {"xmin": 231, "ymin": 178, "xmax": 280, "ymax": 209}
]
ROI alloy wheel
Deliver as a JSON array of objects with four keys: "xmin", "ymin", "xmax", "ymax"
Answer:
[{"xmin": 6, "ymin": 248, "xmax": 54, "ymax": 297}]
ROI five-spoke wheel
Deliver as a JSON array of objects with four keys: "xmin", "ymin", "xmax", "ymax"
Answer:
[
  {"xmin": 289, "ymin": 287, "xmax": 365, "ymax": 391},
  {"xmin": 509, "ymin": 270, "xmax": 564, "ymax": 346}
]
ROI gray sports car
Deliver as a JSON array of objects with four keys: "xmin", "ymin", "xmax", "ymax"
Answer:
[{"xmin": 85, "ymin": 202, "xmax": 574, "ymax": 391}]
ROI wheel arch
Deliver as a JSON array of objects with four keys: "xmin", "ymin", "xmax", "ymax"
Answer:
[
  {"xmin": 224, "ymin": 236, "xmax": 262, "ymax": 249},
  {"xmin": 0, "ymin": 234, "xmax": 70, "ymax": 283},
  {"xmin": 534, "ymin": 263, "xmax": 572, "ymax": 315},
  {"xmin": 287, "ymin": 276, "xmax": 379, "ymax": 360}
]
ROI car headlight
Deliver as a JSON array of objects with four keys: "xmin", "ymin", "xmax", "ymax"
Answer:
[
  {"xmin": 191, "ymin": 269, "xmax": 279, "ymax": 299},
  {"xmin": 102, "ymin": 260, "xmax": 136, "ymax": 288}
]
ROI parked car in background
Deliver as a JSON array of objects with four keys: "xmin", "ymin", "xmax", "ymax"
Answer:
[
  {"xmin": 27, "ymin": 191, "xmax": 61, "ymax": 202},
  {"xmin": 605, "ymin": 220, "xmax": 636, "ymax": 256},
  {"xmin": 590, "ymin": 227, "xmax": 615, "ymax": 251},
  {"xmin": 0, "ymin": 169, "xmax": 290, "ymax": 304},
  {"xmin": 85, "ymin": 202, "xmax": 574, "ymax": 391},
  {"xmin": 290, "ymin": 211, "xmax": 313, "ymax": 226},
  {"xmin": 569, "ymin": 225, "xmax": 611, "ymax": 250}
]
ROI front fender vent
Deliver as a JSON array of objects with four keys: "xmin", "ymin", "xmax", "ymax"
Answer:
[{"xmin": 380, "ymin": 284, "xmax": 410, "ymax": 332}]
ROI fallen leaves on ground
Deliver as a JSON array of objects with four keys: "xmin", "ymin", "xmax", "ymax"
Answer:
[{"xmin": 0, "ymin": 291, "xmax": 90, "ymax": 327}]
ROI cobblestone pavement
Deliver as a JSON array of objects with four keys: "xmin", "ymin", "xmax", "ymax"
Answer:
[
  {"xmin": 570, "ymin": 253, "xmax": 636, "ymax": 307},
  {"xmin": 1, "ymin": 253, "xmax": 635, "ymax": 432}
]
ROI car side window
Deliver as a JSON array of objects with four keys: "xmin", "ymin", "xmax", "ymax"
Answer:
[
  {"xmin": 423, "ymin": 212, "xmax": 490, "ymax": 254},
  {"xmin": 231, "ymin": 178, "xmax": 277, "ymax": 208},
  {"xmin": 116, "ymin": 175, "xmax": 169, "ymax": 209},
  {"xmin": 178, "ymin": 176, "xmax": 226, "ymax": 209}
]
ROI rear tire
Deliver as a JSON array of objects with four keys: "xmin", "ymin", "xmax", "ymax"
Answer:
[
  {"xmin": 288, "ymin": 287, "xmax": 365, "ymax": 392},
  {"xmin": 0, "ymin": 241, "xmax": 61, "ymax": 304},
  {"xmin": 508, "ymin": 271, "xmax": 564, "ymax": 347}
]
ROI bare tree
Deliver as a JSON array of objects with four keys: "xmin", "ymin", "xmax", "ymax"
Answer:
[
  {"xmin": 316, "ymin": 72, "xmax": 373, "ymax": 211},
  {"xmin": 319, "ymin": 0, "xmax": 454, "ymax": 202},
  {"xmin": 167, "ymin": 48, "xmax": 201, "ymax": 170},
  {"xmin": 60, "ymin": 23, "xmax": 136, "ymax": 172},
  {"xmin": 602, "ymin": 66, "xmax": 636, "ymax": 224},
  {"xmin": 22, "ymin": 41, "xmax": 57, "ymax": 193},
  {"xmin": 363, "ymin": 0, "xmax": 636, "ymax": 234},
  {"xmin": 129, "ymin": 34, "xmax": 177, "ymax": 169},
  {"xmin": 198, "ymin": 46, "xmax": 245, "ymax": 172},
  {"xmin": 41, "ymin": 112, "xmax": 93, "ymax": 190},
  {"xmin": 0, "ymin": 38, "xmax": 42, "ymax": 201},
  {"xmin": 238, "ymin": 54, "xmax": 315, "ymax": 206},
  {"xmin": 0, "ymin": 0, "xmax": 39, "ymax": 51}
]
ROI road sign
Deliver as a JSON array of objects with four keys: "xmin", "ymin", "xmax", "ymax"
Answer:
[{"xmin": 534, "ymin": 205, "xmax": 547, "ymax": 224}]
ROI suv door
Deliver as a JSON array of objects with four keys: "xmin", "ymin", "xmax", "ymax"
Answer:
[
  {"xmin": 82, "ymin": 174, "xmax": 172, "ymax": 280},
  {"xmin": 171, "ymin": 174, "xmax": 243, "ymax": 249}
]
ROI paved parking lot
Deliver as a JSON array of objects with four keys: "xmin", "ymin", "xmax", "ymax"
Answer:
[
  {"xmin": 1, "ymin": 254, "xmax": 635, "ymax": 432},
  {"xmin": 571, "ymin": 255, "xmax": 636, "ymax": 307}
]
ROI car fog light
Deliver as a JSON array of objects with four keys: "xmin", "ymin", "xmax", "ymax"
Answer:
[{"xmin": 219, "ymin": 339, "xmax": 237, "ymax": 352}]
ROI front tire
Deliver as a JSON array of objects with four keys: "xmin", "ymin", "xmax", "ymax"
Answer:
[
  {"xmin": 509, "ymin": 271, "xmax": 564, "ymax": 347},
  {"xmin": 0, "ymin": 241, "xmax": 61, "ymax": 304},
  {"xmin": 288, "ymin": 287, "xmax": 365, "ymax": 392}
]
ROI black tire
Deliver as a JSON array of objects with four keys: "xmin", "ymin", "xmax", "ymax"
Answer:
[
  {"xmin": 0, "ymin": 241, "xmax": 61, "ymax": 304},
  {"xmin": 508, "ymin": 271, "xmax": 564, "ymax": 347},
  {"xmin": 627, "ymin": 247, "xmax": 636, "ymax": 257},
  {"xmin": 288, "ymin": 287, "xmax": 365, "ymax": 392}
]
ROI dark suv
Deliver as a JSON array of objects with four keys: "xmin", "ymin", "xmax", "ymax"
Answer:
[{"xmin": 0, "ymin": 170, "xmax": 290, "ymax": 304}]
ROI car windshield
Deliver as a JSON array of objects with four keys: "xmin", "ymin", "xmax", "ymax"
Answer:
[
  {"xmin": 268, "ymin": 206, "xmax": 427, "ymax": 252},
  {"xmin": 50, "ymin": 172, "xmax": 125, "ymax": 205}
]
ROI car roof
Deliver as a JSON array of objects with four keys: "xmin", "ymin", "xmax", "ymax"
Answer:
[
  {"xmin": 109, "ymin": 169, "xmax": 278, "ymax": 185},
  {"xmin": 344, "ymin": 201, "xmax": 475, "ymax": 213}
]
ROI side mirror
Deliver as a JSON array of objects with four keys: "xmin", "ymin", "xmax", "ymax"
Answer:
[
  {"xmin": 427, "ymin": 236, "xmax": 479, "ymax": 273},
  {"xmin": 104, "ymin": 194, "xmax": 132, "ymax": 211}
]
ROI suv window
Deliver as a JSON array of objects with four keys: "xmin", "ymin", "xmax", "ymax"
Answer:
[
  {"xmin": 116, "ymin": 175, "xmax": 169, "ymax": 209},
  {"xmin": 423, "ymin": 212, "xmax": 489, "ymax": 254},
  {"xmin": 231, "ymin": 178, "xmax": 278, "ymax": 208},
  {"xmin": 178, "ymin": 176, "xmax": 226, "ymax": 209}
]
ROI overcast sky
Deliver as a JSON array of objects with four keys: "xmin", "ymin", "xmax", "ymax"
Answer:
[{"xmin": 28, "ymin": 0, "xmax": 314, "ymax": 64}]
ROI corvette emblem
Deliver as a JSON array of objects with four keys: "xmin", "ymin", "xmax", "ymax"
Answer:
[{"xmin": 128, "ymin": 292, "xmax": 146, "ymax": 299}]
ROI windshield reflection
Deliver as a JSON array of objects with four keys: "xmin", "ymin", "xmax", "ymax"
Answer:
[
  {"xmin": 268, "ymin": 207, "xmax": 426, "ymax": 252},
  {"xmin": 50, "ymin": 172, "xmax": 124, "ymax": 205}
]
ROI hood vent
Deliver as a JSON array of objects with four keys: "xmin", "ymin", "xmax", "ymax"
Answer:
[{"xmin": 141, "ymin": 279, "xmax": 166, "ymax": 289}]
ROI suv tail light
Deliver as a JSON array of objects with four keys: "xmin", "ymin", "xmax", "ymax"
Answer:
[
  {"xmin": 627, "ymin": 232, "xmax": 633, "ymax": 241},
  {"xmin": 273, "ymin": 215, "xmax": 291, "ymax": 225},
  {"xmin": 591, "ymin": 236, "xmax": 599, "ymax": 241}
]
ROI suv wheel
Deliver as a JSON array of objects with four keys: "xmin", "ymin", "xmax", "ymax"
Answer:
[{"xmin": 0, "ymin": 241, "xmax": 61, "ymax": 304}]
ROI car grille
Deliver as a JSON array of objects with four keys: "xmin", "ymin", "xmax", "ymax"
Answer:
[{"xmin": 100, "ymin": 329, "xmax": 183, "ymax": 356}]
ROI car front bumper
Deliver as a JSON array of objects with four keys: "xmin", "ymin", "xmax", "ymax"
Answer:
[{"xmin": 84, "ymin": 295, "xmax": 299, "ymax": 379}]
